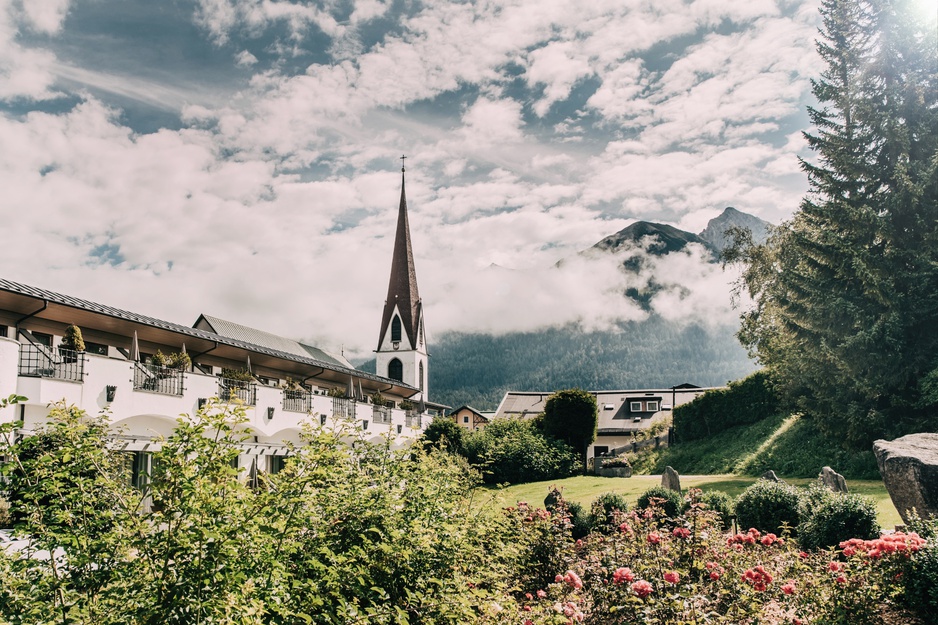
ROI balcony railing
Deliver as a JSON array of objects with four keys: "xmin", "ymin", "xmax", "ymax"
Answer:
[
  {"xmin": 372, "ymin": 405, "xmax": 391, "ymax": 425},
  {"xmin": 17, "ymin": 344, "xmax": 84, "ymax": 382},
  {"xmin": 133, "ymin": 363, "xmax": 184, "ymax": 396},
  {"xmin": 282, "ymin": 389, "xmax": 311, "ymax": 413},
  {"xmin": 405, "ymin": 411, "xmax": 422, "ymax": 429},
  {"xmin": 219, "ymin": 377, "xmax": 257, "ymax": 405},
  {"xmin": 332, "ymin": 397, "xmax": 356, "ymax": 420}
]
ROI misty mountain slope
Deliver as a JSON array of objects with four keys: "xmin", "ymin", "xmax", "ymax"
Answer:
[
  {"xmin": 591, "ymin": 221, "xmax": 715, "ymax": 257},
  {"xmin": 357, "ymin": 318, "xmax": 756, "ymax": 410}
]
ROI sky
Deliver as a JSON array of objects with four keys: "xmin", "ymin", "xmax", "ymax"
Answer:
[{"xmin": 0, "ymin": 0, "xmax": 830, "ymax": 357}]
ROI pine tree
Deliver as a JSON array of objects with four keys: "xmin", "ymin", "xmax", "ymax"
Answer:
[{"xmin": 731, "ymin": 0, "xmax": 938, "ymax": 447}]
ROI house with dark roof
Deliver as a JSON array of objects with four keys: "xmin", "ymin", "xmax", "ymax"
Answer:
[
  {"xmin": 448, "ymin": 405, "xmax": 491, "ymax": 431},
  {"xmin": 0, "ymin": 165, "xmax": 438, "ymax": 480}
]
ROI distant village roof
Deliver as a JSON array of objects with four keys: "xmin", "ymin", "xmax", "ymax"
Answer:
[
  {"xmin": 449, "ymin": 405, "xmax": 489, "ymax": 420},
  {"xmin": 378, "ymin": 166, "xmax": 422, "ymax": 349}
]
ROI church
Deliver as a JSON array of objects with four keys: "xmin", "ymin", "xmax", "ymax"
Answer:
[{"xmin": 0, "ymin": 164, "xmax": 438, "ymax": 475}]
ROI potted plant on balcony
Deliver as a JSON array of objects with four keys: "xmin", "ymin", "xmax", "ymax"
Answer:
[
  {"xmin": 370, "ymin": 392, "xmax": 389, "ymax": 407},
  {"xmin": 400, "ymin": 399, "xmax": 416, "ymax": 412},
  {"xmin": 150, "ymin": 350, "xmax": 191, "ymax": 376},
  {"xmin": 59, "ymin": 325, "xmax": 85, "ymax": 363}
]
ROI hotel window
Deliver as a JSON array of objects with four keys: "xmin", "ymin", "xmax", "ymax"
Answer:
[
  {"xmin": 0, "ymin": 325, "xmax": 7, "ymax": 338},
  {"xmin": 31, "ymin": 332, "xmax": 53, "ymax": 347},
  {"xmin": 630, "ymin": 401, "xmax": 643, "ymax": 412},
  {"xmin": 647, "ymin": 401, "xmax": 659, "ymax": 412},
  {"xmin": 84, "ymin": 341, "xmax": 109, "ymax": 356}
]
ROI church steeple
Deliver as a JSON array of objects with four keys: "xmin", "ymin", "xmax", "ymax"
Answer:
[{"xmin": 376, "ymin": 158, "xmax": 428, "ymax": 399}]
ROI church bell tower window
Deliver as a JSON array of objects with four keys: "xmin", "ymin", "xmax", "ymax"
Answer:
[{"xmin": 389, "ymin": 358, "xmax": 403, "ymax": 382}]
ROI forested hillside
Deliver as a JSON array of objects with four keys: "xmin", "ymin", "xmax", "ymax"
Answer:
[{"xmin": 360, "ymin": 318, "xmax": 756, "ymax": 409}]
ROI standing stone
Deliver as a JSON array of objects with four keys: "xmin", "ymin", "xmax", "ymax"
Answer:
[
  {"xmin": 761, "ymin": 470, "xmax": 782, "ymax": 483},
  {"xmin": 819, "ymin": 466, "xmax": 848, "ymax": 493},
  {"xmin": 874, "ymin": 433, "xmax": 938, "ymax": 523},
  {"xmin": 661, "ymin": 466, "xmax": 681, "ymax": 492}
]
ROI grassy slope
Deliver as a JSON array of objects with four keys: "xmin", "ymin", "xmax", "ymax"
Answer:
[
  {"xmin": 630, "ymin": 412, "xmax": 880, "ymax": 479},
  {"xmin": 481, "ymin": 474, "xmax": 902, "ymax": 530}
]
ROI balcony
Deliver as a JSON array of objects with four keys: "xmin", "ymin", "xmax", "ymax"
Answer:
[
  {"xmin": 219, "ymin": 377, "xmax": 257, "ymax": 405},
  {"xmin": 372, "ymin": 405, "xmax": 391, "ymax": 425},
  {"xmin": 332, "ymin": 397, "xmax": 356, "ymax": 420},
  {"xmin": 17, "ymin": 344, "xmax": 84, "ymax": 382},
  {"xmin": 405, "ymin": 411, "xmax": 422, "ymax": 429},
  {"xmin": 282, "ymin": 389, "xmax": 311, "ymax": 413},
  {"xmin": 133, "ymin": 363, "xmax": 184, "ymax": 396}
]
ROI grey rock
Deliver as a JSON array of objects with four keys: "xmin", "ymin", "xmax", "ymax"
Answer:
[
  {"xmin": 874, "ymin": 433, "xmax": 938, "ymax": 523},
  {"xmin": 661, "ymin": 466, "xmax": 681, "ymax": 492},
  {"xmin": 820, "ymin": 466, "xmax": 848, "ymax": 493},
  {"xmin": 761, "ymin": 470, "xmax": 782, "ymax": 483}
]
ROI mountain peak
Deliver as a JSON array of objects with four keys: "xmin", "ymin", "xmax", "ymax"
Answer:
[
  {"xmin": 698, "ymin": 207, "xmax": 771, "ymax": 252},
  {"xmin": 593, "ymin": 221, "xmax": 713, "ymax": 256}
]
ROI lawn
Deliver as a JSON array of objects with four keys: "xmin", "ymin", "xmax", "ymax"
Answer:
[{"xmin": 479, "ymin": 474, "xmax": 903, "ymax": 530}]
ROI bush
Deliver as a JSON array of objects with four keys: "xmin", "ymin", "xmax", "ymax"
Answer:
[
  {"xmin": 0, "ymin": 497, "xmax": 10, "ymax": 528},
  {"xmin": 673, "ymin": 370, "xmax": 779, "ymax": 442},
  {"xmin": 567, "ymin": 501, "xmax": 591, "ymax": 540},
  {"xmin": 420, "ymin": 415, "xmax": 464, "ymax": 453},
  {"xmin": 734, "ymin": 479, "xmax": 801, "ymax": 534},
  {"xmin": 635, "ymin": 485, "xmax": 683, "ymax": 518},
  {"xmin": 600, "ymin": 454, "xmax": 631, "ymax": 469},
  {"xmin": 904, "ymin": 543, "xmax": 938, "ymax": 618},
  {"xmin": 695, "ymin": 490, "xmax": 734, "ymax": 530},
  {"xmin": 462, "ymin": 418, "xmax": 578, "ymax": 484},
  {"xmin": 588, "ymin": 492, "xmax": 631, "ymax": 532},
  {"xmin": 798, "ymin": 492, "xmax": 880, "ymax": 551}
]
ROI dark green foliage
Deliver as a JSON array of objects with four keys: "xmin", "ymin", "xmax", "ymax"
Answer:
[
  {"xmin": 673, "ymin": 371, "xmax": 779, "ymax": 442},
  {"xmin": 420, "ymin": 415, "xmax": 464, "ymax": 453},
  {"xmin": 462, "ymin": 418, "xmax": 578, "ymax": 485},
  {"xmin": 588, "ymin": 492, "xmax": 632, "ymax": 532},
  {"xmin": 727, "ymin": 0, "xmax": 938, "ymax": 449},
  {"xmin": 735, "ymin": 480, "xmax": 801, "ymax": 534},
  {"xmin": 541, "ymin": 388, "xmax": 598, "ymax": 466},
  {"xmin": 635, "ymin": 486, "xmax": 683, "ymax": 518},
  {"xmin": 696, "ymin": 490, "xmax": 734, "ymax": 530},
  {"xmin": 567, "ymin": 501, "xmax": 591, "ymax": 540},
  {"xmin": 904, "ymin": 544, "xmax": 938, "ymax": 618},
  {"xmin": 61, "ymin": 324, "xmax": 85, "ymax": 352},
  {"xmin": 798, "ymin": 492, "xmax": 880, "ymax": 551}
]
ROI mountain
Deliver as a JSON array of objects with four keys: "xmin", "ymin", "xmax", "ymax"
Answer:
[
  {"xmin": 698, "ymin": 207, "xmax": 771, "ymax": 252},
  {"xmin": 591, "ymin": 221, "xmax": 715, "ymax": 256}
]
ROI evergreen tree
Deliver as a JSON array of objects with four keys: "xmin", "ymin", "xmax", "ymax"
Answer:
[
  {"xmin": 729, "ymin": 0, "xmax": 938, "ymax": 447},
  {"xmin": 541, "ymin": 388, "xmax": 598, "ymax": 468}
]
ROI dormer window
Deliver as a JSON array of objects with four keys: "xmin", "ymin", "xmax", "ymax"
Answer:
[{"xmin": 391, "ymin": 315, "xmax": 402, "ymax": 344}]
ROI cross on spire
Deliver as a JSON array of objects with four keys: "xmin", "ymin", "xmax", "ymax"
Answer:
[{"xmin": 400, "ymin": 154, "xmax": 406, "ymax": 172}]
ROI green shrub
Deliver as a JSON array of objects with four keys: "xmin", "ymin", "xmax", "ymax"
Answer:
[
  {"xmin": 420, "ymin": 415, "xmax": 464, "ymax": 453},
  {"xmin": 695, "ymin": 490, "xmax": 734, "ymax": 530},
  {"xmin": 673, "ymin": 371, "xmax": 779, "ymax": 442},
  {"xmin": 635, "ymin": 485, "xmax": 683, "ymax": 518},
  {"xmin": 734, "ymin": 479, "xmax": 801, "ymax": 534},
  {"xmin": 798, "ymin": 492, "xmax": 880, "ymax": 551},
  {"xmin": 588, "ymin": 492, "xmax": 631, "ymax": 532},
  {"xmin": 904, "ymin": 543, "xmax": 938, "ymax": 618},
  {"xmin": 0, "ymin": 497, "xmax": 10, "ymax": 528},
  {"xmin": 567, "ymin": 501, "xmax": 591, "ymax": 540},
  {"xmin": 462, "ymin": 418, "xmax": 577, "ymax": 485}
]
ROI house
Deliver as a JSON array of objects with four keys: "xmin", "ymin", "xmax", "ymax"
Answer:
[
  {"xmin": 493, "ymin": 385, "xmax": 717, "ymax": 460},
  {"xmin": 448, "ymin": 405, "xmax": 490, "ymax": 431},
  {"xmin": 0, "ymin": 165, "xmax": 440, "ymax": 477}
]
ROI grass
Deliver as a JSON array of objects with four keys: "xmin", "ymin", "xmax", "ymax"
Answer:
[
  {"xmin": 629, "ymin": 412, "xmax": 880, "ymax": 479},
  {"xmin": 480, "ymin": 474, "xmax": 903, "ymax": 530}
]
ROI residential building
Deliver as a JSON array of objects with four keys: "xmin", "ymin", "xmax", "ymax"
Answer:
[{"xmin": 448, "ymin": 405, "xmax": 490, "ymax": 431}]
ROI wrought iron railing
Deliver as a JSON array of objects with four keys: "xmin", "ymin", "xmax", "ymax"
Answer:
[
  {"xmin": 282, "ymin": 389, "xmax": 311, "ymax": 413},
  {"xmin": 219, "ymin": 377, "xmax": 257, "ymax": 405},
  {"xmin": 405, "ymin": 411, "xmax": 421, "ymax": 429},
  {"xmin": 133, "ymin": 363, "xmax": 184, "ymax": 395},
  {"xmin": 17, "ymin": 344, "xmax": 84, "ymax": 382},
  {"xmin": 372, "ymin": 405, "xmax": 391, "ymax": 424},
  {"xmin": 332, "ymin": 397, "xmax": 356, "ymax": 420}
]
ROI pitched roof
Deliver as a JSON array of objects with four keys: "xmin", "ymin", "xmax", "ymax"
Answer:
[
  {"xmin": 378, "ymin": 167, "xmax": 422, "ymax": 349},
  {"xmin": 195, "ymin": 314, "xmax": 353, "ymax": 369}
]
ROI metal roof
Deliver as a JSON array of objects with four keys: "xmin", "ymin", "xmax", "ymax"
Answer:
[{"xmin": 0, "ymin": 278, "xmax": 416, "ymax": 392}]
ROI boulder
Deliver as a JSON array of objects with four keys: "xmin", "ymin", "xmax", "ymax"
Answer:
[
  {"xmin": 819, "ymin": 466, "xmax": 848, "ymax": 493},
  {"xmin": 874, "ymin": 433, "xmax": 938, "ymax": 523},
  {"xmin": 661, "ymin": 466, "xmax": 681, "ymax": 492},
  {"xmin": 761, "ymin": 470, "xmax": 782, "ymax": 483}
]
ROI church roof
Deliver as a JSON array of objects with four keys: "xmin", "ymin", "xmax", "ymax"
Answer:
[
  {"xmin": 194, "ymin": 314, "xmax": 353, "ymax": 369},
  {"xmin": 378, "ymin": 167, "xmax": 422, "ymax": 349}
]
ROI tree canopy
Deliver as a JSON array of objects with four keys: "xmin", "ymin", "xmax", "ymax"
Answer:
[
  {"xmin": 541, "ymin": 388, "xmax": 598, "ymax": 463},
  {"xmin": 727, "ymin": 0, "xmax": 938, "ymax": 448}
]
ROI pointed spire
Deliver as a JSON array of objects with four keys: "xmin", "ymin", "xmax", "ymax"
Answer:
[{"xmin": 378, "ymin": 158, "xmax": 422, "ymax": 350}]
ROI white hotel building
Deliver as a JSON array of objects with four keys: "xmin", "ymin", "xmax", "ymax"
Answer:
[{"xmin": 0, "ymin": 166, "xmax": 440, "ymax": 476}]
